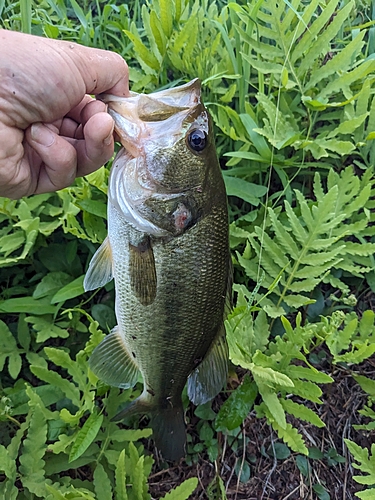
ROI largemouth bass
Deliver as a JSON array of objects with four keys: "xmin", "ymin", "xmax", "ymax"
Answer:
[{"xmin": 84, "ymin": 79, "xmax": 230, "ymax": 461}]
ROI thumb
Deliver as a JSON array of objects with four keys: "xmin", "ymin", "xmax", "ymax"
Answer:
[{"xmin": 30, "ymin": 122, "xmax": 57, "ymax": 147}]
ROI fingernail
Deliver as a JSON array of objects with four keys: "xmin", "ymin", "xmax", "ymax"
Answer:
[
  {"xmin": 30, "ymin": 123, "xmax": 55, "ymax": 147},
  {"xmin": 103, "ymin": 123, "xmax": 115, "ymax": 146}
]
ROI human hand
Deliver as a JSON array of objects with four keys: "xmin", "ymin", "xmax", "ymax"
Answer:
[{"xmin": 0, "ymin": 30, "xmax": 129, "ymax": 199}]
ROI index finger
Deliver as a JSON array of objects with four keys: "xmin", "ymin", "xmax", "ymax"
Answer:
[{"xmin": 65, "ymin": 42, "xmax": 129, "ymax": 97}]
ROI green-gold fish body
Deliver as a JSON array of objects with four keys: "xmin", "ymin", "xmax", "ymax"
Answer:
[{"xmin": 84, "ymin": 79, "xmax": 230, "ymax": 461}]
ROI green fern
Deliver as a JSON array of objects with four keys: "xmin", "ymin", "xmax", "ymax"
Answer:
[
  {"xmin": 323, "ymin": 310, "xmax": 375, "ymax": 364},
  {"xmin": 237, "ymin": 167, "xmax": 375, "ymax": 315},
  {"xmin": 345, "ymin": 440, "xmax": 375, "ymax": 499},
  {"xmin": 225, "ymin": 297, "xmax": 333, "ymax": 454},
  {"xmin": 19, "ymin": 394, "xmax": 48, "ymax": 497}
]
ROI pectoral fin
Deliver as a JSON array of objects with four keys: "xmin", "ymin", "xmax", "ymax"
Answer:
[
  {"xmin": 187, "ymin": 326, "xmax": 229, "ymax": 406},
  {"xmin": 89, "ymin": 326, "xmax": 140, "ymax": 389},
  {"xmin": 129, "ymin": 237, "xmax": 157, "ymax": 306},
  {"xmin": 84, "ymin": 236, "xmax": 113, "ymax": 291}
]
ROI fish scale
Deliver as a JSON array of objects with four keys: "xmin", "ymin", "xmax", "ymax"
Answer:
[{"xmin": 84, "ymin": 79, "xmax": 230, "ymax": 461}]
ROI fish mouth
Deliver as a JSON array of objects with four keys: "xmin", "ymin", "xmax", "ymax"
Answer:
[
  {"xmin": 98, "ymin": 79, "xmax": 202, "ymax": 157},
  {"xmin": 99, "ymin": 78, "xmax": 201, "ymax": 117}
]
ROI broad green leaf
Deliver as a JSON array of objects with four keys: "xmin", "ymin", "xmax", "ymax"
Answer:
[
  {"xmin": 11, "ymin": 384, "xmax": 64, "ymax": 416},
  {"xmin": 312, "ymin": 483, "xmax": 330, "ymax": 500},
  {"xmin": 223, "ymin": 175, "xmax": 267, "ymax": 205},
  {"xmin": 51, "ymin": 275, "xmax": 85, "ymax": 304},
  {"xmin": 17, "ymin": 314, "xmax": 30, "ymax": 351},
  {"xmin": 298, "ymin": 1, "xmax": 355, "ymax": 77},
  {"xmin": 291, "ymin": 0, "xmax": 340, "ymax": 64},
  {"xmin": 355, "ymin": 491, "xmax": 375, "ymax": 499},
  {"xmin": 240, "ymin": 113, "xmax": 272, "ymax": 159},
  {"xmin": 0, "ymin": 444, "xmax": 14, "ymax": 479},
  {"xmin": 0, "ymin": 232, "xmax": 25, "ymax": 255},
  {"xmin": 8, "ymin": 353, "xmax": 22, "ymax": 380},
  {"xmin": 0, "ymin": 320, "xmax": 18, "ymax": 356},
  {"xmin": 0, "ymin": 297, "xmax": 57, "ymax": 315},
  {"xmin": 33, "ymin": 272, "xmax": 72, "ymax": 299},
  {"xmin": 215, "ymin": 375, "xmax": 257, "ymax": 431},
  {"xmin": 317, "ymin": 59, "xmax": 375, "ymax": 102},
  {"xmin": 77, "ymin": 199, "xmax": 107, "ymax": 219},
  {"xmin": 45, "ymin": 485, "xmax": 67, "ymax": 500},
  {"xmin": 70, "ymin": 0, "xmax": 88, "ymax": 27},
  {"xmin": 69, "ymin": 412, "xmax": 103, "ymax": 462},
  {"xmin": 43, "ymin": 347, "xmax": 87, "ymax": 393},
  {"xmin": 0, "ymin": 321, "xmax": 22, "ymax": 377},
  {"xmin": 359, "ymin": 310, "xmax": 375, "ymax": 338},
  {"xmin": 353, "ymin": 375, "xmax": 375, "ymax": 398},
  {"xmin": 327, "ymin": 113, "xmax": 368, "ymax": 138}
]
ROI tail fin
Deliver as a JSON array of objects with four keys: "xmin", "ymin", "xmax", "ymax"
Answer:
[
  {"xmin": 150, "ymin": 407, "xmax": 186, "ymax": 462},
  {"xmin": 112, "ymin": 395, "xmax": 186, "ymax": 461}
]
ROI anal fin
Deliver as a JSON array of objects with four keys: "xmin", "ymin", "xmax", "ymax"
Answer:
[
  {"xmin": 84, "ymin": 236, "xmax": 113, "ymax": 291},
  {"xmin": 129, "ymin": 236, "xmax": 157, "ymax": 306},
  {"xmin": 89, "ymin": 326, "xmax": 140, "ymax": 389},
  {"xmin": 187, "ymin": 326, "xmax": 228, "ymax": 406}
]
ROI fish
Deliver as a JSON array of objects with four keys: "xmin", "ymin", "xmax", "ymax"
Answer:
[{"xmin": 83, "ymin": 79, "xmax": 231, "ymax": 461}]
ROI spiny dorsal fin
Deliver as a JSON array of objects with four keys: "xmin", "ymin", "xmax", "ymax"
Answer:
[
  {"xmin": 129, "ymin": 237, "xmax": 157, "ymax": 306},
  {"xmin": 187, "ymin": 326, "xmax": 229, "ymax": 406},
  {"xmin": 83, "ymin": 236, "xmax": 113, "ymax": 291},
  {"xmin": 89, "ymin": 326, "xmax": 140, "ymax": 389}
]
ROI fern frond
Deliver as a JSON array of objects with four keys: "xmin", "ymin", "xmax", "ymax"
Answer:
[
  {"xmin": 281, "ymin": 398, "xmax": 325, "ymax": 428},
  {"xmin": 30, "ymin": 365, "xmax": 81, "ymax": 407},
  {"xmin": 297, "ymin": 1, "xmax": 354, "ymax": 78},
  {"xmin": 238, "ymin": 167, "xmax": 375, "ymax": 315},
  {"xmin": 93, "ymin": 463, "xmax": 113, "ymax": 500},
  {"xmin": 290, "ymin": 0, "xmax": 341, "ymax": 65},
  {"xmin": 19, "ymin": 401, "xmax": 47, "ymax": 497},
  {"xmin": 115, "ymin": 449, "xmax": 128, "ymax": 500},
  {"xmin": 259, "ymin": 403, "xmax": 308, "ymax": 455},
  {"xmin": 345, "ymin": 440, "xmax": 375, "ymax": 490},
  {"xmin": 257, "ymin": 383, "xmax": 287, "ymax": 429},
  {"xmin": 273, "ymin": 421, "xmax": 308, "ymax": 455},
  {"xmin": 161, "ymin": 478, "xmax": 199, "ymax": 500}
]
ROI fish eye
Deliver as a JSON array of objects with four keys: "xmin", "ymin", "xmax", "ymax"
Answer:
[{"xmin": 187, "ymin": 129, "xmax": 207, "ymax": 152}]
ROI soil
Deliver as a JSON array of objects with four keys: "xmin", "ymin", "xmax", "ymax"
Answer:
[{"xmin": 147, "ymin": 355, "xmax": 375, "ymax": 500}]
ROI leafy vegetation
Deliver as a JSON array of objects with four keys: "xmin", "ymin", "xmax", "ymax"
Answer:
[{"xmin": 1, "ymin": 0, "xmax": 375, "ymax": 498}]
